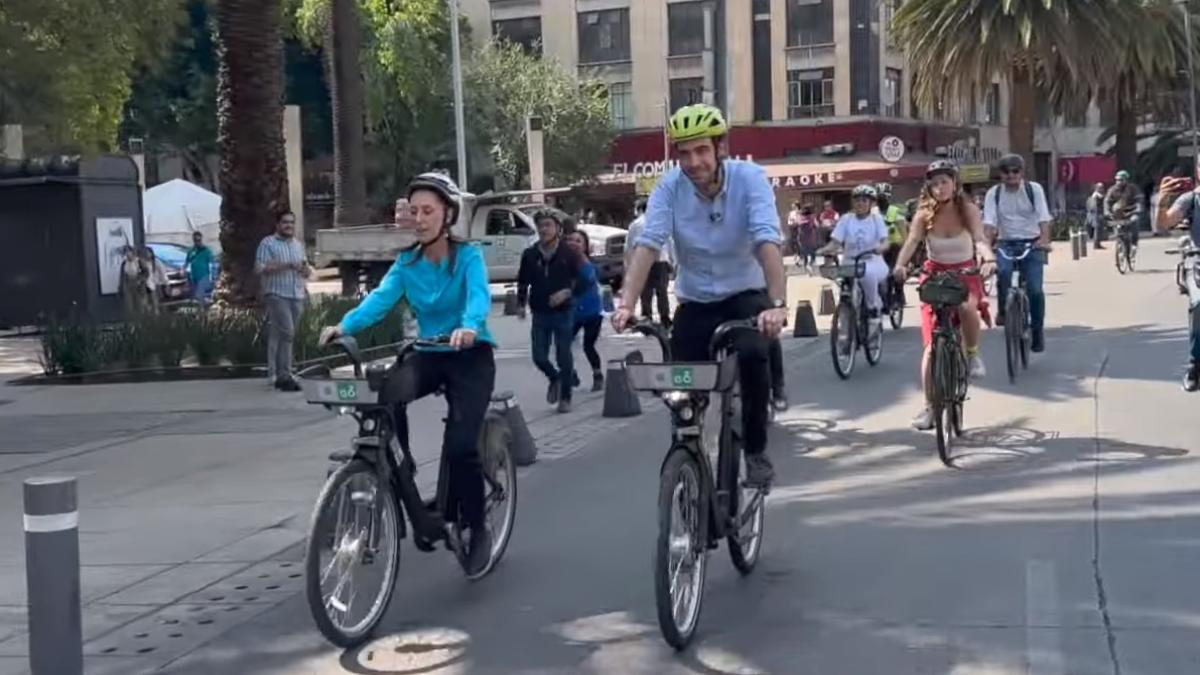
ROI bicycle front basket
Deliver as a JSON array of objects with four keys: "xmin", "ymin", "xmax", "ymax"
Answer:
[
  {"xmin": 818, "ymin": 261, "xmax": 866, "ymax": 281},
  {"xmin": 918, "ymin": 273, "xmax": 968, "ymax": 306}
]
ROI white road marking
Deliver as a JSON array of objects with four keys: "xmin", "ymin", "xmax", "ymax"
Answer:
[{"xmin": 1026, "ymin": 559, "xmax": 1065, "ymax": 675}]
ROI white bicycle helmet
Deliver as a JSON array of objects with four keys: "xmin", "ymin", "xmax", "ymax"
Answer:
[
  {"xmin": 407, "ymin": 171, "xmax": 463, "ymax": 224},
  {"xmin": 851, "ymin": 184, "xmax": 878, "ymax": 201}
]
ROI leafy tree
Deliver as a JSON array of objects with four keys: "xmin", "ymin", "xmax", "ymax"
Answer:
[
  {"xmin": 121, "ymin": 0, "xmax": 219, "ymax": 188},
  {"xmin": 465, "ymin": 40, "xmax": 616, "ymax": 188},
  {"xmin": 0, "ymin": 0, "xmax": 185, "ymax": 152}
]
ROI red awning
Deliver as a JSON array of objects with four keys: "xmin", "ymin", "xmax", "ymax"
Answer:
[
  {"xmin": 761, "ymin": 159, "xmax": 929, "ymax": 191},
  {"xmin": 1058, "ymin": 155, "xmax": 1116, "ymax": 185}
]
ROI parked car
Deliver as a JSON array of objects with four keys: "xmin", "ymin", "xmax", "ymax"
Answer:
[{"xmin": 146, "ymin": 242, "xmax": 221, "ymax": 304}]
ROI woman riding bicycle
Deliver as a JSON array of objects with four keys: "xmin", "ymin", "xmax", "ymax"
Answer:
[
  {"xmin": 893, "ymin": 160, "xmax": 995, "ymax": 431},
  {"xmin": 818, "ymin": 184, "xmax": 891, "ymax": 326},
  {"xmin": 318, "ymin": 171, "xmax": 497, "ymax": 577}
]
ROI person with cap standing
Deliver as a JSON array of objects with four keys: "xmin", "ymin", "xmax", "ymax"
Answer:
[{"xmin": 982, "ymin": 153, "xmax": 1053, "ymax": 353}]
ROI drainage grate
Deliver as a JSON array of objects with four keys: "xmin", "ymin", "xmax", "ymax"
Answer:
[
  {"xmin": 86, "ymin": 603, "xmax": 260, "ymax": 659},
  {"xmin": 179, "ymin": 560, "xmax": 304, "ymax": 606}
]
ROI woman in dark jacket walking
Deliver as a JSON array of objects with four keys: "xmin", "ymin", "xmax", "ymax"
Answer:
[{"xmin": 566, "ymin": 229, "xmax": 605, "ymax": 391}]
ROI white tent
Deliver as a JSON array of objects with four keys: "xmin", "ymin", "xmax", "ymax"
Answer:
[{"xmin": 143, "ymin": 179, "xmax": 222, "ymax": 251}]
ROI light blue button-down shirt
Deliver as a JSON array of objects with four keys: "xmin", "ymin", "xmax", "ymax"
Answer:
[{"xmin": 636, "ymin": 159, "xmax": 781, "ymax": 303}]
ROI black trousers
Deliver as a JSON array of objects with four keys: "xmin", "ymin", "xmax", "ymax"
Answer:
[
  {"xmin": 385, "ymin": 345, "xmax": 495, "ymax": 529},
  {"xmin": 572, "ymin": 314, "xmax": 603, "ymax": 373},
  {"xmin": 671, "ymin": 289, "xmax": 771, "ymax": 455},
  {"xmin": 642, "ymin": 261, "xmax": 672, "ymax": 324}
]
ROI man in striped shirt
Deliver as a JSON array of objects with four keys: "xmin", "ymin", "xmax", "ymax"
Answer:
[{"xmin": 256, "ymin": 211, "xmax": 310, "ymax": 391}]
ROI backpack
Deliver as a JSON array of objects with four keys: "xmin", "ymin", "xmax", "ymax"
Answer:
[{"xmin": 992, "ymin": 181, "xmax": 1037, "ymax": 213}]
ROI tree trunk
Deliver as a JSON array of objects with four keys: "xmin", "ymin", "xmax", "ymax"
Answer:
[
  {"xmin": 329, "ymin": 0, "xmax": 369, "ymax": 227},
  {"xmin": 1115, "ymin": 75, "xmax": 1138, "ymax": 178},
  {"xmin": 215, "ymin": 0, "xmax": 289, "ymax": 306},
  {"xmin": 1008, "ymin": 62, "xmax": 1036, "ymax": 173}
]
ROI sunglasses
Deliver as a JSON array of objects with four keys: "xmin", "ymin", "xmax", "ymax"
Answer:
[
  {"xmin": 1000, "ymin": 168, "xmax": 1022, "ymax": 175},
  {"xmin": 280, "ymin": 219, "xmax": 297, "ymax": 225}
]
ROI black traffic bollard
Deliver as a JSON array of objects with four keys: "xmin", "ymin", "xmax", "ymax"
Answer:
[
  {"xmin": 818, "ymin": 286, "xmax": 836, "ymax": 316},
  {"xmin": 24, "ymin": 476, "xmax": 82, "ymax": 675},
  {"xmin": 602, "ymin": 358, "xmax": 642, "ymax": 418},
  {"xmin": 491, "ymin": 392, "xmax": 537, "ymax": 466},
  {"xmin": 792, "ymin": 301, "xmax": 819, "ymax": 338}
]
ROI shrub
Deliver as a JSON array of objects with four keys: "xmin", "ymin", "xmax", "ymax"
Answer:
[{"xmin": 222, "ymin": 309, "xmax": 266, "ymax": 366}]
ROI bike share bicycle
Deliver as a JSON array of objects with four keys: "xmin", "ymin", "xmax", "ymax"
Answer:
[
  {"xmin": 299, "ymin": 336, "xmax": 518, "ymax": 647},
  {"xmin": 918, "ymin": 269, "xmax": 978, "ymax": 466},
  {"xmin": 622, "ymin": 319, "xmax": 768, "ymax": 650},
  {"xmin": 996, "ymin": 241, "xmax": 1040, "ymax": 384},
  {"xmin": 823, "ymin": 251, "xmax": 885, "ymax": 379},
  {"xmin": 1166, "ymin": 238, "xmax": 1200, "ymax": 389},
  {"xmin": 1111, "ymin": 217, "xmax": 1138, "ymax": 274}
]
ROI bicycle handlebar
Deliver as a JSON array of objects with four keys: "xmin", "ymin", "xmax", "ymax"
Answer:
[
  {"xmin": 996, "ymin": 241, "xmax": 1037, "ymax": 261},
  {"xmin": 629, "ymin": 320, "xmax": 672, "ymax": 361},
  {"xmin": 332, "ymin": 334, "xmax": 452, "ymax": 378},
  {"xmin": 626, "ymin": 317, "xmax": 764, "ymax": 361}
]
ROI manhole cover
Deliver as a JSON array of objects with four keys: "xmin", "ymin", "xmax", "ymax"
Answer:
[{"xmin": 355, "ymin": 628, "xmax": 470, "ymax": 672}]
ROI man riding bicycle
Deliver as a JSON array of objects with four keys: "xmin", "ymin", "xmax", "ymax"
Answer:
[
  {"xmin": 1105, "ymin": 170, "xmax": 1143, "ymax": 251},
  {"xmin": 612, "ymin": 103, "xmax": 788, "ymax": 488},
  {"xmin": 982, "ymin": 153, "xmax": 1053, "ymax": 353},
  {"xmin": 317, "ymin": 172, "xmax": 497, "ymax": 577},
  {"xmin": 1155, "ymin": 175, "xmax": 1200, "ymax": 391}
]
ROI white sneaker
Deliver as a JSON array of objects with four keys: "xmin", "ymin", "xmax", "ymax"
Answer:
[{"xmin": 969, "ymin": 354, "xmax": 987, "ymax": 379}]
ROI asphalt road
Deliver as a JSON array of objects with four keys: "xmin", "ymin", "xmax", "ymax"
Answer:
[{"xmin": 146, "ymin": 239, "xmax": 1200, "ymax": 674}]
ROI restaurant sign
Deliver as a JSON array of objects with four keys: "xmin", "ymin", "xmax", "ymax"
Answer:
[{"xmin": 610, "ymin": 154, "xmax": 756, "ymax": 179}]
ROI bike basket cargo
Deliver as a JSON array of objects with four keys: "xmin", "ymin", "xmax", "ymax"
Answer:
[
  {"xmin": 627, "ymin": 357, "xmax": 738, "ymax": 392},
  {"xmin": 919, "ymin": 274, "xmax": 968, "ymax": 306},
  {"xmin": 818, "ymin": 261, "xmax": 866, "ymax": 280}
]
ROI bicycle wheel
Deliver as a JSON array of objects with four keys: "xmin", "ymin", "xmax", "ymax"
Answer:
[
  {"xmin": 830, "ymin": 301, "xmax": 857, "ymax": 379},
  {"xmin": 1115, "ymin": 239, "xmax": 1129, "ymax": 274},
  {"xmin": 727, "ymin": 449, "xmax": 765, "ymax": 575},
  {"xmin": 655, "ymin": 448, "xmax": 708, "ymax": 650},
  {"xmin": 864, "ymin": 308, "xmax": 883, "ymax": 366},
  {"xmin": 888, "ymin": 279, "xmax": 905, "ymax": 330},
  {"xmin": 1018, "ymin": 297, "xmax": 1030, "ymax": 369},
  {"xmin": 474, "ymin": 413, "xmax": 517, "ymax": 578},
  {"xmin": 931, "ymin": 337, "xmax": 960, "ymax": 467},
  {"xmin": 1126, "ymin": 241, "xmax": 1136, "ymax": 272},
  {"xmin": 1004, "ymin": 293, "xmax": 1021, "ymax": 384},
  {"xmin": 305, "ymin": 459, "xmax": 401, "ymax": 648}
]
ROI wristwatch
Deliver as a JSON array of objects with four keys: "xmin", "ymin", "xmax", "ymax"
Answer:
[{"xmin": 770, "ymin": 298, "xmax": 786, "ymax": 309}]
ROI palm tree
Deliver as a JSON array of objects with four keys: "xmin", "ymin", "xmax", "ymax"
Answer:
[
  {"xmin": 893, "ymin": 0, "xmax": 1130, "ymax": 171},
  {"xmin": 329, "ymin": 0, "xmax": 369, "ymax": 227},
  {"xmin": 215, "ymin": 0, "xmax": 290, "ymax": 305}
]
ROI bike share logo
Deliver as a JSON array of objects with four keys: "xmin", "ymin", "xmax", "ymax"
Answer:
[
  {"xmin": 336, "ymin": 382, "xmax": 358, "ymax": 401},
  {"xmin": 671, "ymin": 367, "xmax": 694, "ymax": 388}
]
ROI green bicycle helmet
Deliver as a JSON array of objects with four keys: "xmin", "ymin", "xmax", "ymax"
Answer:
[
  {"xmin": 668, "ymin": 104, "xmax": 728, "ymax": 143},
  {"xmin": 1115, "ymin": 169, "xmax": 1131, "ymax": 181}
]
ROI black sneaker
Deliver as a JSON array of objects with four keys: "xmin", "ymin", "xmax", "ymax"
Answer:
[
  {"xmin": 274, "ymin": 377, "xmax": 302, "ymax": 392},
  {"xmin": 771, "ymin": 391, "xmax": 789, "ymax": 413},
  {"xmin": 1031, "ymin": 332, "xmax": 1045, "ymax": 353},
  {"xmin": 464, "ymin": 526, "xmax": 493, "ymax": 578},
  {"xmin": 591, "ymin": 371, "xmax": 605, "ymax": 392},
  {"xmin": 994, "ymin": 312, "xmax": 1006, "ymax": 327},
  {"xmin": 743, "ymin": 453, "xmax": 774, "ymax": 489},
  {"xmin": 546, "ymin": 378, "xmax": 560, "ymax": 405},
  {"xmin": 1184, "ymin": 363, "xmax": 1199, "ymax": 393},
  {"xmin": 572, "ymin": 371, "xmax": 581, "ymax": 388}
]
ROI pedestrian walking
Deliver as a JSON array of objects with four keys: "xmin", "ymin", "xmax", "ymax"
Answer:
[
  {"xmin": 796, "ymin": 205, "xmax": 821, "ymax": 273},
  {"xmin": 1087, "ymin": 182, "xmax": 1106, "ymax": 248},
  {"xmin": 256, "ymin": 211, "xmax": 310, "ymax": 392},
  {"xmin": 818, "ymin": 199, "xmax": 839, "ymax": 245},
  {"xmin": 185, "ymin": 231, "xmax": 215, "ymax": 309},
  {"xmin": 141, "ymin": 247, "xmax": 166, "ymax": 314},
  {"xmin": 119, "ymin": 246, "xmax": 148, "ymax": 315},
  {"xmin": 517, "ymin": 210, "xmax": 587, "ymax": 413},
  {"xmin": 626, "ymin": 200, "xmax": 674, "ymax": 326},
  {"xmin": 566, "ymin": 230, "xmax": 605, "ymax": 392}
]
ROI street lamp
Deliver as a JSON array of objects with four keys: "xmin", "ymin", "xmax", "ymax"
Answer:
[
  {"xmin": 1180, "ymin": 0, "xmax": 1199, "ymax": 177},
  {"xmin": 449, "ymin": 0, "xmax": 467, "ymax": 188}
]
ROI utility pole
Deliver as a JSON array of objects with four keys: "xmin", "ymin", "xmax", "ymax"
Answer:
[{"xmin": 449, "ymin": 0, "xmax": 468, "ymax": 188}]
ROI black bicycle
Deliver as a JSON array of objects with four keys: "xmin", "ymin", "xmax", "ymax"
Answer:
[
  {"xmin": 997, "ymin": 241, "xmax": 1037, "ymax": 384},
  {"xmin": 300, "ymin": 336, "xmax": 518, "ymax": 647},
  {"xmin": 1166, "ymin": 240, "xmax": 1200, "ymax": 388},
  {"xmin": 822, "ymin": 251, "xmax": 884, "ymax": 379},
  {"xmin": 1171, "ymin": 236, "xmax": 1196, "ymax": 296},
  {"xmin": 1111, "ymin": 217, "xmax": 1137, "ymax": 274},
  {"xmin": 884, "ymin": 272, "xmax": 906, "ymax": 330},
  {"xmin": 918, "ymin": 270, "xmax": 976, "ymax": 466},
  {"xmin": 624, "ymin": 319, "xmax": 768, "ymax": 650}
]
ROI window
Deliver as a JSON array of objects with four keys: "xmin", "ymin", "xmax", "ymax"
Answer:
[
  {"xmin": 882, "ymin": 0, "xmax": 901, "ymax": 48},
  {"xmin": 492, "ymin": 17, "xmax": 542, "ymax": 55},
  {"xmin": 884, "ymin": 68, "xmax": 902, "ymax": 117},
  {"xmin": 786, "ymin": 0, "xmax": 833, "ymax": 47},
  {"xmin": 668, "ymin": 2, "xmax": 706, "ymax": 57},
  {"xmin": 485, "ymin": 210, "xmax": 514, "ymax": 236},
  {"xmin": 608, "ymin": 82, "xmax": 634, "ymax": 129},
  {"xmin": 984, "ymin": 83, "xmax": 1001, "ymax": 125},
  {"xmin": 670, "ymin": 78, "xmax": 704, "ymax": 114},
  {"xmin": 578, "ymin": 9, "xmax": 630, "ymax": 64},
  {"xmin": 787, "ymin": 68, "xmax": 834, "ymax": 118}
]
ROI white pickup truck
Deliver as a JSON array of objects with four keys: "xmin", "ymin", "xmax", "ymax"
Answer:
[{"xmin": 314, "ymin": 191, "xmax": 627, "ymax": 295}]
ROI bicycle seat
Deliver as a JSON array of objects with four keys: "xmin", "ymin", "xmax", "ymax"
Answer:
[{"xmin": 366, "ymin": 362, "xmax": 390, "ymax": 392}]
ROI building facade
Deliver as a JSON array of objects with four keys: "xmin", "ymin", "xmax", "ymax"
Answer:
[{"xmin": 463, "ymin": 0, "xmax": 1114, "ymax": 210}]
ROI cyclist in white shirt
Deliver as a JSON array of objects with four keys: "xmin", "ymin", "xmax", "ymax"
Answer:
[{"xmin": 818, "ymin": 184, "xmax": 890, "ymax": 324}]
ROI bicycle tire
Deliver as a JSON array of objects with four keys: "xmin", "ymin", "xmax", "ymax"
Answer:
[
  {"xmin": 830, "ymin": 301, "xmax": 857, "ymax": 379},
  {"xmin": 1115, "ymin": 239, "xmax": 1128, "ymax": 274},
  {"xmin": 305, "ymin": 458, "xmax": 401, "ymax": 648},
  {"xmin": 864, "ymin": 311, "xmax": 883, "ymax": 366},
  {"xmin": 467, "ymin": 413, "xmax": 518, "ymax": 579},
  {"xmin": 655, "ymin": 448, "xmax": 708, "ymax": 650},
  {"xmin": 727, "ymin": 449, "xmax": 765, "ymax": 575},
  {"xmin": 889, "ymin": 279, "xmax": 905, "ymax": 330},
  {"xmin": 1126, "ymin": 242, "xmax": 1136, "ymax": 272},
  {"xmin": 931, "ymin": 336, "xmax": 959, "ymax": 467},
  {"xmin": 1005, "ymin": 293, "xmax": 1023, "ymax": 383},
  {"xmin": 1018, "ymin": 296, "xmax": 1030, "ymax": 369},
  {"xmin": 952, "ymin": 400, "xmax": 964, "ymax": 437}
]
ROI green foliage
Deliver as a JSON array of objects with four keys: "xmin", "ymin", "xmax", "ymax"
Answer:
[
  {"xmin": 39, "ymin": 316, "xmax": 109, "ymax": 375},
  {"xmin": 0, "ymin": 0, "xmax": 186, "ymax": 152},
  {"xmin": 186, "ymin": 312, "xmax": 225, "ymax": 366},
  {"xmin": 221, "ymin": 309, "xmax": 267, "ymax": 366},
  {"xmin": 465, "ymin": 40, "xmax": 617, "ymax": 188}
]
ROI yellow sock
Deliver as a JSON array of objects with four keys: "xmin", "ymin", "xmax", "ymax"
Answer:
[{"xmin": 966, "ymin": 346, "xmax": 979, "ymax": 357}]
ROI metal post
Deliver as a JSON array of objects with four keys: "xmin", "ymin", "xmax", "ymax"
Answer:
[
  {"xmin": 1185, "ymin": 2, "xmax": 1199, "ymax": 179},
  {"xmin": 23, "ymin": 476, "xmax": 82, "ymax": 675},
  {"xmin": 449, "ymin": 0, "xmax": 468, "ymax": 188}
]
